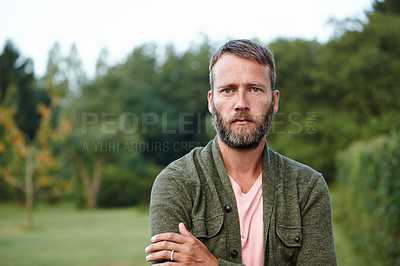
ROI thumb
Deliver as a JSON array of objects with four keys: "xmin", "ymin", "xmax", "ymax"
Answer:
[{"xmin": 179, "ymin": 222, "xmax": 192, "ymax": 236}]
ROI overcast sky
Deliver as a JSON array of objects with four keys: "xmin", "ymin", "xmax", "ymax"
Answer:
[{"xmin": 1, "ymin": 0, "xmax": 374, "ymax": 77}]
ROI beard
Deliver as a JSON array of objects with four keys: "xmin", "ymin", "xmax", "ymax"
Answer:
[{"xmin": 212, "ymin": 99, "xmax": 274, "ymax": 150}]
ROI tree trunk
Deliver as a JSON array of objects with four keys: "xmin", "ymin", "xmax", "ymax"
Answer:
[
  {"xmin": 75, "ymin": 155, "xmax": 103, "ymax": 208},
  {"xmin": 25, "ymin": 154, "xmax": 35, "ymax": 230}
]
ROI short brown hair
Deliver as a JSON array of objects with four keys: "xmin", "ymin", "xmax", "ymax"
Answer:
[{"xmin": 209, "ymin": 39, "xmax": 276, "ymax": 92}]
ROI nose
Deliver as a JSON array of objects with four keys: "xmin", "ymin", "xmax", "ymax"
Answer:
[{"xmin": 234, "ymin": 90, "xmax": 249, "ymax": 111}]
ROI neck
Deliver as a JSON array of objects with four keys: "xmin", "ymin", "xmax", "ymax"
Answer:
[{"xmin": 218, "ymin": 136, "xmax": 265, "ymax": 193}]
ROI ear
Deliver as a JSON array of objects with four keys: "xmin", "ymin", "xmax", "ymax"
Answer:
[
  {"xmin": 273, "ymin": 90, "xmax": 280, "ymax": 114},
  {"xmin": 207, "ymin": 90, "xmax": 213, "ymax": 114}
]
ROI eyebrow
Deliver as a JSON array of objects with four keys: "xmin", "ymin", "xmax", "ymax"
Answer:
[
  {"xmin": 217, "ymin": 83, "xmax": 267, "ymax": 90},
  {"xmin": 247, "ymin": 83, "xmax": 267, "ymax": 89}
]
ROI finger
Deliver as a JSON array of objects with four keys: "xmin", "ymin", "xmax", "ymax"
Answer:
[
  {"xmin": 151, "ymin": 232, "xmax": 187, "ymax": 244},
  {"xmin": 145, "ymin": 241, "xmax": 180, "ymax": 254},
  {"xmin": 146, "ymin": 249, "xmax": 174, "ymax": 262},
  {"xmin": 178, "ymin": 222, "xmax": 192, "ymax": 237}
]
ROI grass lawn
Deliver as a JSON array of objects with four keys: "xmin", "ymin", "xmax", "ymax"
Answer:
[
  {"xmin": 0, "ymin": 200, "xmax": 366, "ymax": 265},
  {"xmin": 331, "ymin": 188, "xmax": 369, "ymax": 266},
  {"xmin": 0, "ymin": 203, "xmax": 150, "ymax": 266},
  {"xmin": 333, "ymin": 220, "xmax": 367, "ymax": 266}
]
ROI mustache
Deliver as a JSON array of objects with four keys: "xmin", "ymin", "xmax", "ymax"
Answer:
[{"xmin": 228, "ymin": 113, "xmax": 254, "ymax": 123}]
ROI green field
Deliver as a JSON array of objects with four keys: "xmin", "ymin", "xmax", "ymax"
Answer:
[
  {"xmin": 0, "ymin": 203, "xmax": 150, "ymax": 266},
  {"xmin": 0, "ymin": 202, "xmax": 363, "ymax": 266}
]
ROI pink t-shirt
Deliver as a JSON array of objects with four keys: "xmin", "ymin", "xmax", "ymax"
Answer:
[{"xmin": 229, "ymin": 173, "xmax": 264, "ymax": 266}]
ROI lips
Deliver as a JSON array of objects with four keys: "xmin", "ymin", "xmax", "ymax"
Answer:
[
  {"xmin": 233, "ymin": 119, "xmax": 252, "ymax": 122},
  {"xmin": 231, "ymin": 117, "xmax": 253, "ymax": 124}
]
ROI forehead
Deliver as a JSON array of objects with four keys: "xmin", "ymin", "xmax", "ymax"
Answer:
[{"xmin": 213, "ymin": 53, "xmax": 270, "ymax": 86}]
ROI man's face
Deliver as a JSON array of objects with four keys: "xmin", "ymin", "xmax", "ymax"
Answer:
[{"xmin": 208, "ymin": 53, "xmax": 279, "ymax": 150}]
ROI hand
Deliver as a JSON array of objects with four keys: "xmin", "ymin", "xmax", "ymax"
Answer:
[{"xmin": 145, "ymin": 222, "xmax": 218, "ymax": 265}]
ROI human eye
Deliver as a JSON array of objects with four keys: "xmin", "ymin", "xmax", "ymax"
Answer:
[
  {"xmin": 251, "ymin": 87, "xmax": 261, "ymax": 93},
  {"xmin": 222, "ymin": 88, "xmax": 232, "ymax": 94}
]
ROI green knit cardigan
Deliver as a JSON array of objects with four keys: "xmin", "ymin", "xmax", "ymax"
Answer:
[{"xmin": 150, "ymin": 137, "xmax": 337, "ymax": 265}]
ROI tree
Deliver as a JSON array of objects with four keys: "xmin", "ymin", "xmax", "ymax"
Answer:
[
  {"xmin": 0, "ymin": 41, "xmax": 72, "ymax": 229},
  {"xmin": 66, "ymin": 44, "xmax": 155, "ymax": 208},
  {"xmin": 137, "ymin": 40, "xmax": 213, "ymax": 165},
  {"xmin": 266, "ymin": 39, "xmax": 331, "ymax": 179},
  {"xmin": 256, "ymin": 0, "xmax": 400, "ymax": 184},
  {"xmin": 0, "ymin": 41, "xmax": 48, "ymax": 140},
  {"xmin": 66, "ymin": 39, "xmax": 214, "ymax": 208},
  {"xmin": 44, "ymin": 43, "xmax": 108, "ymax": 209},
  {"xmin": 373, "ymin": 0, "xmax": 400, "ymax": 15}
]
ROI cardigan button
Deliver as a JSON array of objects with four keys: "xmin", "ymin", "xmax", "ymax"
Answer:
[
  {"xmin": 294, "ymin": 236, "xmax": 301, "ymax": 243},
  {"xmin": 224, "ymin": 205, "xmax": 232, "ymax": 213},
  {"xmin": 230, "ymin": 249, "xmax": 238, "ymax": 258}
]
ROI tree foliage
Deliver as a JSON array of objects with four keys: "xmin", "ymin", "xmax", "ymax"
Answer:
[
  {"xmin": 267, "ymin": 6, "xmax": 400, "ymax": 182},
  {"xmin": 68, "ymin": 39, "xmax": 213, "ymax": 207},
  {"xmin": 335, "ymin": 131, "xmax": 400, "ymax": 265},
  {"xmin": 0, "ymin": 41, "xmax": 73, "ymax": 228},
  {"xmin": 373, "ymin": 0, "xmax": 400, "ymax": 15},
  {"xmin": 1, "ymin": 0, "xmax": 399, "ymax": 208},
  {"xmin": 0, "ymin": 41, "xmax": 49, "ymax": 140}
]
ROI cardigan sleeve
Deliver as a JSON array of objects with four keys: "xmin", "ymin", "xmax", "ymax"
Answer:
[
  {"xmin": 150, "ymin": 166, "xmax": 193, "ymax": 236},
  {"xmin": 150, "ymin": 165, "xmax": 245, "ymax": 266},
  {"xmin": 297, "ymin": 174, "xmax": 337, "ymax": 265},
  {"xmin": 149, "ymin": 166, "xmax": 193, "ymax": 264}
]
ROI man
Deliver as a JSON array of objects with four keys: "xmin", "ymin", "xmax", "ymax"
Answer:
[{"xmin": 145, "ymin": 39, "xmax": 337, "ymax": 265}]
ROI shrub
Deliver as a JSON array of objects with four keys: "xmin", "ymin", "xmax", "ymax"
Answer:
[
  {"xmin": 335, "ymin": 131, "xmax": 400, "ymax": 265},
  {"xmin": 97, "ymin": 164, "xmax": 158, "ymax": 208}
]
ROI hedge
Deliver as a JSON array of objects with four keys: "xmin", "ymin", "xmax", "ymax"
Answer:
[
  {"xmin": 335, "ymin": 131, "xmax": 400, "ymax": 265},
  {"xmin": 97, "ymin": 164, "xmax": 159, "ymax": 208}
]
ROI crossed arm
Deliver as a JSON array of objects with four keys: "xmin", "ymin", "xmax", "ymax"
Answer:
[
  {"xmin": 147, "ymin": 168, "xmax": 221, "ymax": 265},
  {"xmin": 147, "ymin": 168, "xmax": 244, "ymax": 266},
  {"xmin": 145, "ymin": 222, "xmax": 218, "ymax": 265}
]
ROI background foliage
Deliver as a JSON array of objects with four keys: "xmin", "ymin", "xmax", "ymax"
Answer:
[
  {"xmin": 335, "ymin": 131, "xmax": 400, "ymax": 265},
  {"xmin": 0, "ymin": 0, "xmax": 400, "ymax": 264}
]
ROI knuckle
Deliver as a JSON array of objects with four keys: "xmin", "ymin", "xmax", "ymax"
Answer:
[
  {"xmin": 161, "ymin": 241, "xmax": 169, "ymax": 248},
  {"xmin": 164, "ymin": 250, "xmax": 171, "ymax": 258},
  {"xmin": 188, "ymin": 238, "xmax": 196, "ymax": 245},
  {"xmin": 183, "ymin": 245, "xmax": 195, "ymax": 256}
]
